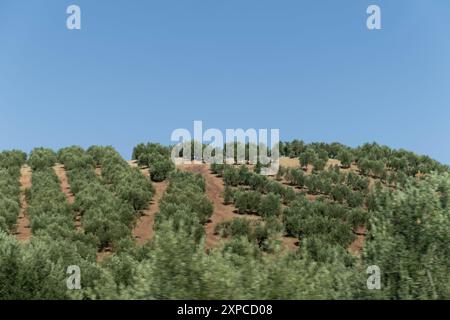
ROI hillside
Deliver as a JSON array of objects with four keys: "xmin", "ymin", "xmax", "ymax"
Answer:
[{"xmin": 0, "ymin": 141, "xmax": 449, "ymax": 300}]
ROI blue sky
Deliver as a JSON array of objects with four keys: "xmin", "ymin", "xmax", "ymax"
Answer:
[{"xmin": 1, "ymin": 0, "xmax": 449, "ymax": 163}]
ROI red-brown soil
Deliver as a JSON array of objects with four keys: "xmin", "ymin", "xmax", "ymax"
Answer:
[
  {"xmin": 348, "ymin": 234, "xmax": 365, "ymax": 256},
  {"xmin": 53, "ymin": 164, "xmax": 82, "ymax": 230},
  {"xmin": 128, "ymin": 160, "xmax": 169, "ymax": 245},
  {"xmin": 53, "ymin": 164, "xmax": 75, "ymax": 204},
  {"xmin": 133, "ymin": 178, "xmax": 168, "ymax": 245},
  {"xmin": 180, "ymin": 164, "xmax": 261, "ymax": 249},
  {"xmin": 15, "ymin": 165, "xmax": 32, "ymax": 242},
  {"xmin": 96, "ymin": 247, "xmax": 113, "ymax": 263}
]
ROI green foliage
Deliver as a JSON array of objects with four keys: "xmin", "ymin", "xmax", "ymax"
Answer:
[
  {"xmin": 156, "ymin": 170, "xmax": 212, "ymax": 240},
  {"xmin": 234, "ymin": 190, "xmax": 262, "ymax": 214},
  {"xmin": 133, "ymin": 143, "xmax": 170, "ymax": 165},
  {"xmin": 28, "ymin": 148, "xmax": 57, "ymax": 170},
  {"xmin": 258, "ymin": 193, "xmax": 281, "ymax": 218},
  {"xmin": 283, "ymin": 197, "xmax": 356, "ymax": 248},
  {"xmin": 150, "ymin": 157, "xmax": 175, "ymax": 182},
  {"xmin": 223, "ymin": 165, "xmax": 240, "ymax": 186},
  {"xmin": 0, "ymin": 163, "xmax": 21, "ymax": 232},
  {"xmin": 59, "ymin": 146, "xmax": 152, "ymax": 249},
  {"xmin": 363, "ymin": 173, "xmax": 450, "ymax": 299},
  {"xmin": 223, "ymin": 185, "xmax": 234, "ymax": 205},
  {"xmin": 285, "ymin": 168, "xmax": 305, "ymax": 187},
  {"xmin": 0, "ymin": 150, "xmax": 27, "ymax": 168},
  {"xmin": 86, "ymin": 145, "xmax": 117, "ymax": 166},
  {"xmin": 312, "ymin": 157, "xmax": 327, "ymax": 172},
  {"xmin": 299, "ymin": 149, "xmax": 316, "ymax": 169},
  {"xmin": 58, "ymin": 146, "xmax": 95, "ymax": 170},
  {"xmin": 1, "ymin": 139, "xmax": 449, "ymax": 300},
  {"xmin": 337, "ymin": 149, "xmax": 354, "ymax": 168},
  {"xmin": 216, "ymin": 218, "xmax": 251, "ymax": 238},
  {"xmin": 131, "ymin": 143, "xmax": 175, "ymax": 182}
]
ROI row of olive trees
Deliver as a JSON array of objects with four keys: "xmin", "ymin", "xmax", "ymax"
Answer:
[
  {"xmin": 283, "ymin": 167, "xmax": 368, "ymax": 208},
  {"xmin": 92, "ymin": 146, "xmax": 154, "ymax": 211},
  {"xmin": 155, "ymin": 170, "xmax": 213, "ymax": 243},
  {"xmin": 58, "ymin": 146, "xmax": 153, "ymax": 249},
  {"xmin": 0, "ymin": 148, "xmax": 107, "ymax": 299},
  {"xmin": 212, "ymin": 161, "xmax": 368, "ymax": 260},
  {"xmin": 211, "ymin": 164, "xmax": 297, "ymax": 205},
  {"xmin": 26, "ymin": 164, "xmax": 98, "ymax": 256},
  {"xmin": 211, "ymin": 164, "xmax": 298, "ymax": 251},
  {"xmin": 280, "ymin": 140, "xmax": 448, "ymax": 176},
  {"xmin": 0, "ymin": 151, "xmax": 25, "ymax": 232},
  {"xmin": 362, "ymin": 172, "xmax": 450, "ymax": 299},
  {"xmin": 132, "ymin": 143, "xmax": 174, "ymax": 182},
  {"xmin": 283, "ymin": 195, "xmax": 367, "ymax": 248}
]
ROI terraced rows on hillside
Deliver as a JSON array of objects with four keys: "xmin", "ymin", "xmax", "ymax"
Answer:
[
  {"xmin": 15, "ymin": 165, "xmax": 32, "ymax": 242},
  {"xmin": 1, "ymin": 141, "xmax": 449, "ymax": 300},
  {"xmin": 181, "ymin": 164, "xmax": 260, "ymax": 248}
]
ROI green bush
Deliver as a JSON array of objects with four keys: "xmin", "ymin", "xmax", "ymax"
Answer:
[
  {"xmin": 234, "ymin": 191, "xmax": 262, "ymax": 214},
  {"xmin": 150, "ymin": 158, "xmax": 175, "ymax": 182},
  {"xmin": 0, "ymin": 150, "xmax": 27, "ymax": 168},
  {"xmin": 223, "ymin": 165, "xmax": 240, "ymax": 186},
  {"xmin": 215, "ymin": 218, "xmax": 251, "ymax": 238},
  {"xmin": 28, "ymin": 148, "xmax": 57, "ymax": 171},
  {"xmin": 223, "ymin": 186, "xmax": 234, "ymax": 205},
  {"xmin": 258, "ymin": 193, "xmax": 281, "ymax": 218}
]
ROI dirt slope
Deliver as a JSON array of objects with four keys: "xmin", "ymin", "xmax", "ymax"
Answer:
[
  {"xmin": 128, "ymin": 161, "xmax": 169, "ymax": 245},
  {"xmin": 95, "ymin": 166, "xmax": 102, "ymax": 177},
  {"xmin": 53, "ymin": 164, "xmax": 75, "ymax": 204},
  {"xmin": 181, "ymin": 164, "xmax": 260, "ymax": 249},
  {"xmin": 15, "ymin": 165, "xmax": 32, "ymax": 242},
  {"xmin": 53, "ymin": 164, "xmax": 82, "ymax": 230},
  {"xmin": 133, "ymin": 179, "xmax": 169, "ymax": 245}
]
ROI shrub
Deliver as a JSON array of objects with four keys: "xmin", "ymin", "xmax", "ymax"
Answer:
[
  {"xmin": 0, "ymin": 196, "xmax": 20, "ymax": 231},
  {"xmin": 248, "ymin": 173, "xmax": 267, "ymax": 191},
  {"xmin": 347, "ymin": 208, "xmax": 368, "ymax": 228},
  {"xmin": 281, "ymin": 187, "xmax": 296, "ymax": 205},
  {"xmin": 337, "ymin": 149, "xmax": 353, "ymax": 168},
  {"xmin": 234, "ymin": 191, "xmax": 262, "ymax": 214},
  {"xmin": 312, "ymin": 158, "xmax": 327, "ymax": 172},
  {"xmin": 346, "ymin": 191, "xmax": 365, "ymax": 208},
  {"xmin": 28, "ymin": 148, "xmax": 57, "ymax": 171},
  {"xmin": 0, "ymin": 150, "xmax": 27, "ymax": 168},
  {"xmin": 299, "ymin": 149, "xmax": 316, "ymax": 169},
  {"xmin": 258, "ymin": 193, "xmax": 281, "ymax": 218},
  {"xmin": 58, "ymin": 146, "xmax": 96, "ymax": 170},
  {"xmin": 223, "ymin": 186, "xmax": 234, "ymax": 205},
  {"xmin": 223, "ymin": 166, "xmax": 240, "ymax": 186},
  {"xmin": 150, "ymin": 159, "xmax": 174, "ymax": 182},
  {"xmin": 215, "ymin": 218, "xmax": 251, "ymax": 238}
]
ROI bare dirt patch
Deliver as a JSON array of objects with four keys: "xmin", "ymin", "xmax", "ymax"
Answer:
[
  {"xmin": 96, "ymin": 247, "xmax": 112, "ymax": 263},
  {"xmin": 128, "ymin": 160, "xmax": 168, "ymax": 245},
  {"xmin": 53, "ymin": 164, "xmax": 82, "ymax": 230},
  {"xmin": 180, "ymin": 164, "xmax": 261, "ymax": 249},
  {"xmin": 53, "ymin": 164, "xmax": 75, "ymax": 204},
  {"xmin": 281, "ymin": 236, "xmax": 299, "ymax": 253},
  {"xmin": 95, "ymin": 166, "xmax": 102, "ymax": 177},
  {"xmin": 348, "ymin": 234, "xmax": 365, "ymax": 256},
  {"xmin": 133, "ymin": 179, "xmax": 168, "ymax": 245},
  {"xmin": 15, "ymin": 165, "xmax": 32, "ymax": 242},
  {"xmin": 280, "ymin": 157, "xmax": 300, "ymax": 168}
]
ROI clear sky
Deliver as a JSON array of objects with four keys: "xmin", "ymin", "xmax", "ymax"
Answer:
[{"xmin": 1, "ymin": 0, "xmax": 449, "ymax": 163}]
